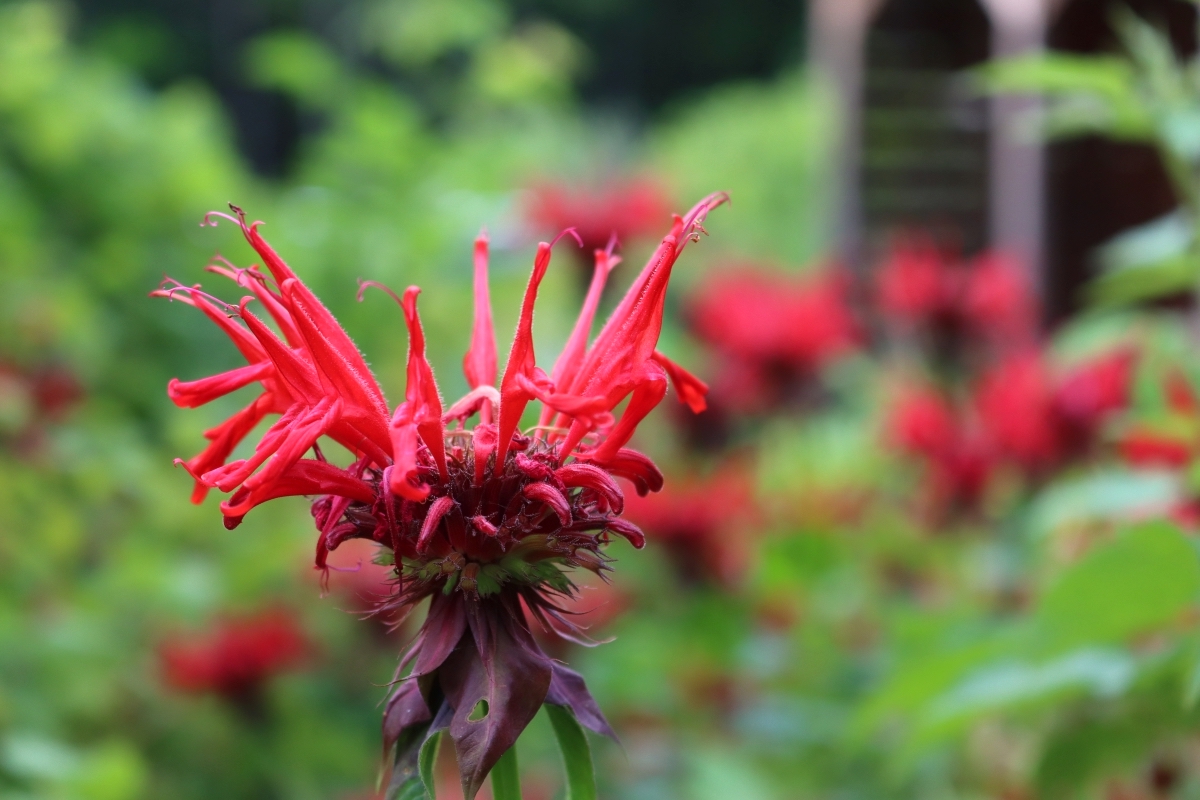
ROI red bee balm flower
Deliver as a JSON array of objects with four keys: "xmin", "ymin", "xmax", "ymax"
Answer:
[
  {"xmin": 525, "ymin": 178, "xmax": 673, "ymax": 262},
  {"xmin": 686, "ymin": 265, "xmax": 859, "ymax": 412},
  {"xmin": 976, "ymin": 348, "xmax": 1136, "ymax": 473},
  {"xmin": 877, "ymin": 237, "xmax": 1037, "ymax": 345},
  {"xmin": 887, "ymin": 384, "xmax": 994, "ymax": 519},
  {"xmin": 159, "ymin": 607, "xmax": 309, "ymax": 703},
  {"xmin": 155, "ymin": 195, "xmax": 726, "ymax": 799}
]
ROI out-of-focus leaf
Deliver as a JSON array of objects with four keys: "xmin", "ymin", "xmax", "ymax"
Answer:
[
  {"xmin": 365, "ymin": 0, "xmax": 508, "ymax": 68},
  {"xmin": 978, "ymin": 53, "xmax": 1154, "ymax": 140},
  {"xmin": 1033, "ymin": 521, "xmax": 1200, "ymax": 651},
  {"xmin": 1025, "ymin": 469, "xmax": 1181, "ymax": 539},
  {"xmin": 1095, "ymin": 211, "xmax": 1193, "ymax": 273},
  {"xmin": 1087, "ymin": 253, "xmax": 1199, "ymax": 306},
  {"xmin": 244, "ymin": 32, "xmax": 345, "ymax": 110},
  {"xmin": 922, "ymin": 648, "xmax": 1137, "ymax": 730},
  {"xmin": 547, "ymin": 705, "xmax": 596, "ymax": 800}
]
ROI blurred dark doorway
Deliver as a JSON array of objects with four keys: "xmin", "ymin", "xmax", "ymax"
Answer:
[
  {"xmin": 1045, "ymin": 0, "xmax": 1197, "ymax": 321},
  {"xmin": 862, "ymin": 0, "xmax": 993, "ymax": 256}
]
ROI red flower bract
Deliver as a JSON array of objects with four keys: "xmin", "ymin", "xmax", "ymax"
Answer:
[{"xmin": 155, "ymin": 194, "xmax": 726, "ymax": 799}]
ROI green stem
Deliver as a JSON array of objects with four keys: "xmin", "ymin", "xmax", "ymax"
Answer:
[{"xmin": 490, "ymin": 745, "xmax": 521, "ymax": 800}]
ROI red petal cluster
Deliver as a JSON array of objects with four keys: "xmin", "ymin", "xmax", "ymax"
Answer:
[
  {"xmin": 877, "ymin": 237, "xmax": 1037, "ymax": 344},
  {"xmin": 686, "ymin": 264, "xmax": 860, "ymax": 412},
  {"xmin": 524, "ymin": 178, "xmax": 673, "ymax": 259},
  {"xmin": 159, "ymin": 607, "xmax": 309, "ymax": 701},
  {"xmin": 624, "ymin": 460, "xmax": 760, "ymax": 585},
  {"xmin": 888, "ymin": 347, "xmax": 1136, "ymax": 519}
]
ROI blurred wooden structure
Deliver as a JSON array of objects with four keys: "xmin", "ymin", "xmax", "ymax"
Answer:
[{"xmin": 809, "ymin": 0, "xmax": 1196, "ymax": 320}]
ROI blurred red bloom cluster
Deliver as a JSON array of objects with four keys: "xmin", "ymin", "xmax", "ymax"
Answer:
[
  {"xmin": 524, "ymin": 178, "xmax": 673, "ymax": 261},
  {"xmin": 877, "ymin": 237, "xmax": 1037, "ymax": 346},
  {"xmin": 686, "ymin": 265, "xmax": 860, "ymax": 413},
  {"xmin": 159, "ymin": 607, "xmax": 310, "ymax": 701},
  {"xmin": 0, "ymin": 359, "xmax": 83, "ymax": 455}
]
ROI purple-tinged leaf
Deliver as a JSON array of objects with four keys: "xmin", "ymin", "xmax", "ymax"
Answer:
[
  {"xmin": 546, "ymin": 664, "xmax": 618, "ymax": 741},
  {"xmin": 411, "ymin": 592, "xmax": 467, "ymax": 679},
  {"xmin": 439, "ymin": 596, "xmax": 553, "ymax": 800}
]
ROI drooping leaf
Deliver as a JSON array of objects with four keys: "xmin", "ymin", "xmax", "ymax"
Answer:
[
  {"xmin": 546, "ymin": 704, "xmax": 597, "ymax": 800},
  {"xmin": 545, "ymin": 664, "xmax": 618, "ymax": 741},
  {"xmin": 439, "ymin": 596, "xmax": 553, "ymax": 799}
]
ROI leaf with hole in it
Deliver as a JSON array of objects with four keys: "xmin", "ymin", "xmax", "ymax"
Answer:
[
  {"xmin": 439, "ymin": 596, "xmax": 553, "ymax": 800},
  {"xmin": 546, "ymin": 704, "xmax": 597, "ymax": 800}
]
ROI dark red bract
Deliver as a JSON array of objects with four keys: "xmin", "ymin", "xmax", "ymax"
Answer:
[{"xmin": 155, "ymin": 194, "xmax": 726, "ymax": 799}]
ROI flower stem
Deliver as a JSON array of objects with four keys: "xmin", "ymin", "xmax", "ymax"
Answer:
[{"xmin": 491, "ymin": 745, "xmax": 521, "ymax": 800}]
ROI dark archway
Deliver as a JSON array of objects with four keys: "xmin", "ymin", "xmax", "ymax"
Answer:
[
  {"xmin": 861, "ymin": 0, "xmax": 993, "ymax": 256},
  {"xmin": 1044, "ymin": 0, "xmax": 1196, "ymax": 321}
]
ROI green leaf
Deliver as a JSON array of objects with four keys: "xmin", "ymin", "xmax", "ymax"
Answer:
[
  {"xmin": 1025, "ymin": 469, "xmax": 1181, "ymax": 539},
  {"xmin": 1034, "ymin": 520, "xmax": 1200, "ymax": 651},
  {"xmin": 546, "ymin": 704, "xmax": 597, "ymax": 800},
  {"xmin": 419, "ymin": 730, "xmax": 441, "ymax": 799},
  {"xmin": 489, "ymin": 745, "xmax": 521, "ymax": 800},
  {"xmin": 389, "ymin": 729, "xmax": 442, "ymax": 800}
]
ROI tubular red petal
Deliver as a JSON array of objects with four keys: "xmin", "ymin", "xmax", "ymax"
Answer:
[
  {"xmin": 389, "ymin": 404, "xmax": 431, "ymax": 502},
  {"xmin": 417, "ymin": 495, "xmax": 456, "ymax": 553},
  {"xmin": 167, "ymin": 361, "xmax": 273, "ymax": 409},
  {"xmin": 463, "ymin": 231, "xmax": 498, "ymax": 395},
  {"xmin": 604, "ymin": 517, "xmax": 646, "ymax": 549},
  {"xmin": 589, "ymin": 368, "xmax": 668, "ymax": 461},
  {"xmin": 651, "ymin": 350, "xmax": 708, "ymax": 413},
  {"xmin": 471, "ymin": 515, "xmax": 499, "ymax": 537},
  {"xmin": 240, "ymin": 301, "xmax": 321, "ymax": 399},
  {"xmin": 540, "ymin": 244, "xmax": 621, "ymax": 430},
  {"xmin": 282, "ymin": 279, "xmax": 390, "ymax": 422},
  {"xmin": 209, "ymin": 263, "xmax": 304, "ymax": 347},
  {"xmin": 219, "ymin": 458, "xmax": 375, "ymax": 520},
  {"xmin": 581, "ymin": 448, "xmax": 663, "ymax": 496},
  {"xmin": 523, "ymin": 482, "xmax": 572, "ymax": 527},
  {"xmin": 555, "ymin": 463, "xmax": 625, "ymax": 514},
  {"xmin": 398, "ymin": 286, "xmax": 448, "ymax": 482},
  {"xmin": 178, "ymin": 395, "xmax": 272, "ymax": 503},
  {"xmin": 495, "ymin": 241, "xmax": 555, "ymax": 474}
]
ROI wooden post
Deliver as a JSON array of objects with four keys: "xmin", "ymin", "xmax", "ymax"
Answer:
[{"xmin": 808, "ymin": 0, "xmax": 886, "ymax": 268}]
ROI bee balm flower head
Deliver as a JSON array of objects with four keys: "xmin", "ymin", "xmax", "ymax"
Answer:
[{"xmin": 154, "ymin": 194, "xmax": 726, "ymax": 799}]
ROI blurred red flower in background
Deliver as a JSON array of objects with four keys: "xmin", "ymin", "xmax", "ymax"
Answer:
[
  {"xmin": 887, "ymin": 384, "xmax": 994, "ymax": 519},
  {"xmin": 977, "ymin": 349, "xmax": 1136, "ymax": 474},
  {"xmin": 877, "ymin": 237, "xmax": 1037, "ymax": 347},
  {"xmin": 525, "ymin": 177, "xmax": 673, "ymax": 261},
  {"xmin": 686, "ymin": 264, "xmax": 860, "ymax": 413},
  {"xmin": 159, "ymin": 607, "xmax": 310, "ymax": 702},
  {"xmin": 0, "ymin": 359, "xmax": 84, "ymax": 456},
  {"xmin": 625, "ymin": 459, "xmax": 760, "ymax": 585}
]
